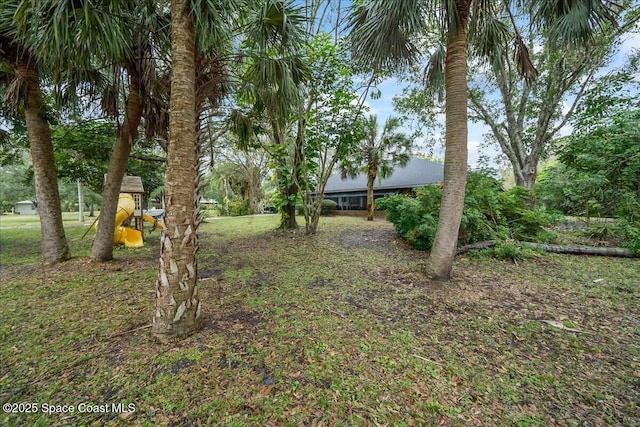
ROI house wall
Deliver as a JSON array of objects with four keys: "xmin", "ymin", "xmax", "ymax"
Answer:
[
  {"xmin": 325, "ymin": 189, "xmax": 405, "ymax": 210},
  {"xmin": 15, "ymin": 203, "xmax": 37, "ymax": 215}
]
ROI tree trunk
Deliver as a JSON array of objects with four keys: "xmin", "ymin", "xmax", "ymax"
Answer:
[
  {"xmin": 280, "ymin": 192, "xmax": 298, "ymax": 229},
  {"xmin": 276, "ymin": 156, "xmax": 299, "ymax": 230},
  {"xmin": 91, "ymin": 66, "xmax": 142, "ymax": 262},
  {"xmin": 456, "ymin": 240, "xmax": 637, "ymax": 258},
  {"xmin": 367, "ymin": 169, "xmax": 376, "ymax": 221},
  {"xmin": 513, "ymin": 160, "xmax": 538, "ymax": 191},
  {"xmin": 427, "ymin": 9, "xmax": 470, "ymax": 281},
  {"xmin": 152, "ymin": 0, "xmax": 201, "ymax": 341},
  {"xmin": 17, "ymin": 58, "xmax": 70, "ymax": 263},
  {"xmin": 247, "ymin": 166, "xmax": 260, "ymax": 215}
]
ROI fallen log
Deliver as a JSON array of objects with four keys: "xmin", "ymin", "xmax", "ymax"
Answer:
[
  {"xmin": 456, "ymin": 241, "xmax": 496, "ymax": 254},
  {"xmin": 456, "ymin": 240, "xmax": 637, "ymax": 258}
]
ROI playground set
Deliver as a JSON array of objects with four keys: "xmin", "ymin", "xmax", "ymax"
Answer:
[{"xmin": 94, "ymin": 176, "xmax": 164, "ymax": 248}]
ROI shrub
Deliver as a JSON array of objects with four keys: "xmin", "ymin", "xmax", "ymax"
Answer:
[
  {"xmin": 296, "ymin": 199, "xmax": 339, "ymax": 216},
  {"xmin": 375, "ymin": 194, "xmax": 411, "ymax": 223},
  {"xmin": 377, "ymin": 170, "xmax": 558, "ymax": 250},
  {"xmin": 321, "ymin": 199, "xmax": 338, "ymax": 215},
  {"xmin": 490, "ymin": 241, "xmax": 539, "ymax": 261},
  {"xmin": 229, "ymin": 199, "xmax": 249, "ymax": 217}
]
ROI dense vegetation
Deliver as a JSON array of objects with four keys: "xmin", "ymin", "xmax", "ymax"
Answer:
[{"xmin": 377, "ymin": 171, "xmax": 558, "ymax": 251}]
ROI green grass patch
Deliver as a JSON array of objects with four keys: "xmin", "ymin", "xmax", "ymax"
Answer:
[{"xmin": 1, "ymin": 215, "xmax": 639, "ymax": 426}]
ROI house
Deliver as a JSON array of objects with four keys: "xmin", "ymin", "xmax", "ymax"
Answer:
[
  {"xmin": 14, "ymin": 200, "xmax": 38, "ymax": 215},
  {"xmin": 323, "ymin": 157, "xmax": 444, "ymax": 210}
]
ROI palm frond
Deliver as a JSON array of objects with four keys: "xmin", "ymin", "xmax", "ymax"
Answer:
[
  {"xmin": 11, "ymin": 0, "xmax": 134, "ymax": 70},
  {"xmin": 528, "ymin": 0, "xmax": 622, "ymax": 46},
  {"xmin": 192, "ymin": 0, "xmax": 240, "ymax": 53},
  {"xmin": 244, "ymin": 0, "xmax": 308, "ymax": 52},
  {"xmin": 229, "ymin": 109, "xmax": 258, "ymax": 150},
  {"xmin": 243, "ymin": 52, "xmax": 309, "ymax": 125},
  {"xmin": 347, "ymin": 0, "xmax": 425, "ymax": 73},
  {"xmin": 514, "ymin": 34, "xmax": 538, "ymax": 85},
  {"xmin": 423, "ymin": 42, "xmax": 446, "ymax": 102},
  {"xmin": 469, "ymin": 3, "xmax": 511, "ymax": 62},
  {"xmin": 4, "ymin": 72, "xmax": 26, "ymax": 115}
]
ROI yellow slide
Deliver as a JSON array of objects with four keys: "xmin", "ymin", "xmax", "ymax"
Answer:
[
  {"xmin": 142, "ymin": 213, "xmax": 164, "ymax": 230},
  {"xmin": 114, "ymin": 193, "xmax": 143, "ymax": 248},
  {"xmin": 94, "ymin": 193, "xmax": 143, "ymax": 248}
]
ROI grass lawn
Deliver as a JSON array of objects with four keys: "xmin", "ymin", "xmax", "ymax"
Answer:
[
  {"xmin": 1, "ymin": 215, "xmax": 639, "ymax": 426},
  {"xmin": 0, "ymin": 212, "xmax": 93, "ymax": 228}
]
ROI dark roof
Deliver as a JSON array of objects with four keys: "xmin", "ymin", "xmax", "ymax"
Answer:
[{"xmin": 324, "ymin": 157, "xmax": 444, "ymax": 194}]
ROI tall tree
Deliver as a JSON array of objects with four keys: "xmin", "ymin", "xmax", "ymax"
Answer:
[
  {"xmin": 348, "ymin": 0, "xmax": 627, "ymax": 280},
  {"xmin": 349, "ymin": 0, "xmax": 471, "ymax": 280},
  {"xmin": 467, "ymin": 2, "xmax": 638, "ymax": 189},
  {"xmin": 152, "ymin": 0, "xmax": 236, "ymax": 340},
  {"xmin": 89, "ymin": 1, "xmax": 168, "ymax": 262},
  {"xmin": 0, "ymin": 30, "xmax": 70, "ymax": 263},
  {"xmin": 297, "ymin": 33, "xmax": 367, "ymax": 234},
  {"xmin": 152, "ymin": 0, "xmax": 200, "ymax": 340},
  {"xmin": 232, "ymin": 0, "xmax": 309, "ymax": 230},
  {"xmin": 340, "ymin": 115, "xmax": 412, "ymax": 221}
]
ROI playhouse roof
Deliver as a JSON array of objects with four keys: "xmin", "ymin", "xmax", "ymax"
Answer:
[{"xmin": 120, "ymin": 176, "xmax": 144, "ymax": 193}]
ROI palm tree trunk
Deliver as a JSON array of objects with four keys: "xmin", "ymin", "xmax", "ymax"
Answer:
[
  {"xmin": 367, "ymin": 169, "xmax": 376, "ymax": 221},
  {"xmin": 91, "ymin": 66, "xmax": 142, "ymax": 262},
  {"xmin": 427, "ymin": 9, "xmax": 470, "ymax": 281},
  {"xmin": 152, "ymin": 0, "xmax": 200, "ymax": 341},
  {"xmin": 17, "ymin": 58, "xmax": 70, "ymax": 263}
]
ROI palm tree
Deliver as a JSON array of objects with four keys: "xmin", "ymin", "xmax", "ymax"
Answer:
[
  {"xmin": 1, "ymin": 16, "xmax": 70, "ymax": 263},
  {"xmin": 349, "ymin": 0, "xmax": 471, "ymax": 280},
  {"xmin": 233, "ymin": 0, "xmax": 309, "ymax": 230},
  {"xmin": 1, "ymin": 0, "xmax": 164, "ymax": 262},
  {"xmin": 90, "ymin": 2, "xmax": 169, "ymax": 262},
  {"xmin": 152, "ymin": 0, "xmax": 238, "ymax": 340},
  {"xmin": 348, "ymin": 0, "xmax": 624, "ymax": 281},
  {"xmin": 152, "ymin": 0, "xmax": 200, "ymax": 340},
  {"xmin": 341, "ymin": 115, "xmax": 412, "ymax": 221}
]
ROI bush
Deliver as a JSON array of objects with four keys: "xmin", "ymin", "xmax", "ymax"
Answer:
[
  {"xmin": 321, "ymin": 199, "xmax": 338, "ymax": 215},
  {"xmin": 377, "ymin": 170, "xmax": 558, "ymax": 250},
  {"xmin": 229, "ymin": 199, "xmax": 249, "ymax": 217},
  {"xmin": 296, "ymin": 199, "xmax": 339, "ymax": 216}
]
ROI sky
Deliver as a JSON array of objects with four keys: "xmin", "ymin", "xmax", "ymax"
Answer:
[{"xmin": 363, "ymin": 30, "xmax": 640, "ymax": 171}]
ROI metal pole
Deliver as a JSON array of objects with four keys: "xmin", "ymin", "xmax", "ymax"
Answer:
[{"xmin": 77, "ymin": 179, "xmax": 85, "ymax": 223}]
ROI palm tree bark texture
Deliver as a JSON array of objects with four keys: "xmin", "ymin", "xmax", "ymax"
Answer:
[
  {"xmin": 15, "ymin": 55, "xmax": 70, "ymax": 263},
  {"xmin": 366, "ymin": 166, "xmax": 377, "ymax": 221},
  {"xmin": 427, "ymin": 1, "xmax": 471, "ymax": 281},
  {"xmin": 152, "ymin": 0, "xmax": 201, "ymax": 340}
]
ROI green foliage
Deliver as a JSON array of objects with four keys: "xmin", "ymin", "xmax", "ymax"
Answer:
[
  {"xmin": 51, "ymin": 119, "xmax": 165, "ymax": 200},
  {"xmin": 229, "ymin": 199, "xmax": 250, "ymax": 217},
  {"xmin": 339, "ymin": 115, "xmax": 412, "ymax": 186},
  {"xmin": 321, "ymin": 199, "xmax": 337, "ymax": 215},
  {"xmin": 537, "ymin": 105, "xmax": 640, "ymax": 252},
  {"xmin": 617, "ymin": 194, "xmax": 640, "ymax": 255},
  {"xmin": 271, "ymin": 186, "xmax": 300, "ymax": 213},
  {"xmin": 490, "ymin": 241, "xmax": 539, "ymax": 262},
  {"xmin": 379, "ymin": 171, "xmax": 557, "ymax": 250},
  {"xmin": 618, "ymin": 221, "xmax": 640, "ymax": 256}
]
